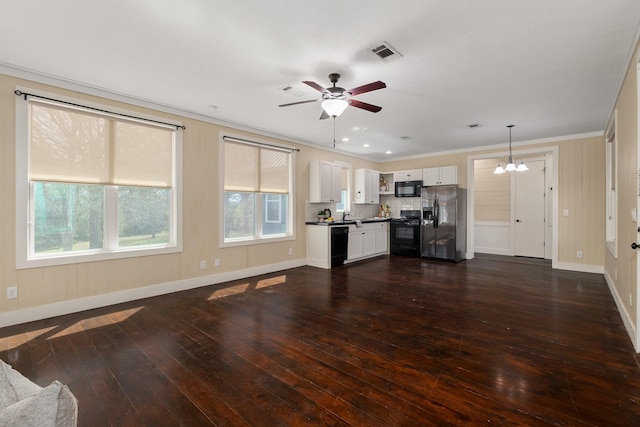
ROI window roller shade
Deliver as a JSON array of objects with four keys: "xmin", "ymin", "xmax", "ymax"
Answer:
[
  {"xmin": 29, "ymin": 101, "xmax": 174, "ymax": 187},
  {"xmin": 224, "ymin": 142, "xmax": 289, "ymax": 194}
]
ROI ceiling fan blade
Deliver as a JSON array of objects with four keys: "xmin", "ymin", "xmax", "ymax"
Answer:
[
  {"xmin": 319, "ymin": 110, "xmax": 330, "ymax": 120},
  {"xmin": 278, "ymin": 99, "xmax": 318, "ymax": 107},
  {"xmin": 302, "ymin": 81, "xmax": 327, "ymax": 93},
  {"xmin": 349, "ymin": 99, "xmax": 382, "ymax": 113},
  {"xmin": 348, "ymin": 81, "xmax": 386, "ymax": 96}
]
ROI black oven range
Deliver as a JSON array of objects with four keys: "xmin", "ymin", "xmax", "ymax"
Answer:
[{"xmin": 390, "ymin": 210, "xmax": 421, "ymax": 257}]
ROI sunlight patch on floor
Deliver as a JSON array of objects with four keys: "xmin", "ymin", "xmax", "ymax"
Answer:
[
  {"xmin": 47, "ymin": 306, "xmax": 145, "ymax": 340},
  {"xmin": 208, "ymin": 275, "xmax": 287, "ymax": 300},
  {"xmin": 0, "ymin": 326, "xmax": 57, "ymax": 352}
]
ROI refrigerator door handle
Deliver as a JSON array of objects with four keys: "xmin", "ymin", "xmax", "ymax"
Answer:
[{"xmin": 434, "ymin": 200, "xmax": 439, "ymax": 228}]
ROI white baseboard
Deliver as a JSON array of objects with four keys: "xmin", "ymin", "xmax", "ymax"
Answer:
[
  {"xmin": 474, "ymin": 247, "xmax": 512, "ymax": 256},
  {"xmin": 604, "ymin": 270, "xmax": 638, "ymax": 351},
  {"xmin": 0, "ymin": 259, "xmax": 307, "ymax": 328},
  {"xmin": 553, "ymin": 261, "xmax": 604, "ymax": 274}
]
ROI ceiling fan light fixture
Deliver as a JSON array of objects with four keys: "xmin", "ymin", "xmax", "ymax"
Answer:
[{"xmin": 321, "ymin": 99, "xmax": 348, "ymax": 117}]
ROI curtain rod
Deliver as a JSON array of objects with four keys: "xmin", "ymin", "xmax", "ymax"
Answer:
[
  {"xmin": 14, "ymin": 90, "xmax": 186, "ymax": 130},
  {"xmin": 223, "ymin": 135, "xmax": 300, "ymax": 152}
]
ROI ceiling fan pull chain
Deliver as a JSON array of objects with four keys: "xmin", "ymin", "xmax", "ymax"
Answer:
[{"xmin": 333, "ymin": 116, "xmax": 336, "ymax": 148}]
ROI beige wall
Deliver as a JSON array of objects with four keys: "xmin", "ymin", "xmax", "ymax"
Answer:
[
  {"xmin": 382, "ymin": 135, "xmax": 605, "ymax": 267},
  {"xmin": 474, "ymin": 158, "xmax": 511, "ymax": 222},
  {"xmin": 605, "ymin": 39, "xmax": 639, "ymax": 327},
  {"xmin": 0, "ymin": 73, "xmax": 377, "ymax": 317},
  {"xmin": 0, "ymin": 70, "xmax": 610, "ymax": 324}
]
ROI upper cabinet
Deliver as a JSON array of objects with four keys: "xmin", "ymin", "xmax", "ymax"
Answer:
[
  {"xmin": 354, "ymin": 168, "xmax": 380, "ymax": 204},
  {"xmin": 393, "ymin": 169, "xmax": 422, "ymax": 182},
  {"xmin": 423, "ymin": 165, "xmax": 458, "ymax": 186},
  {"xmin": 379, "ymin": 172, "xmax": 394, "ymax": 195},
  {"xmin": 309, "ymin": 160, "xmax": 342, "ymax": 202}
]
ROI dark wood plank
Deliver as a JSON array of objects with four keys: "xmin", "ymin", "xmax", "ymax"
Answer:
[{"xmin": 1, "ymin": 255, "xmax": 640, "ymax": 426}]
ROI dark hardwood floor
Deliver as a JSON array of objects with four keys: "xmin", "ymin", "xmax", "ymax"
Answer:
[{"xmin": 2, "ymin": 255, "xmax": 640, "ymax": 426}]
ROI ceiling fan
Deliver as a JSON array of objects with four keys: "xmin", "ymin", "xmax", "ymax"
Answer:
[{"xmin": 279, "ymin": 73, "xmax": 386, "ymax": 119}]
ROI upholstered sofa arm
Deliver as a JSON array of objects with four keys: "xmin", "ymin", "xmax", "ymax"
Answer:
[{"xmin": 0, "ymin": 360, "xmax": 78, "ymax": 427}]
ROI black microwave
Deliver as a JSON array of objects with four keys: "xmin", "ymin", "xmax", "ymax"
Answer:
[{"xmin": 395, "ymin": 180, "xmax": 422, "ymax": 197}]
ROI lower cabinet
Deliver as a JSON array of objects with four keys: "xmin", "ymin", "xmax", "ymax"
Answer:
[{"xmin": 347, "ymin": 222, "xmax": 388, "ymax": 261}]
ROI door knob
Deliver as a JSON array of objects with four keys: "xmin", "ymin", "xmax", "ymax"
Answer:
[{"xmin": 632, "ymin": 243, "xmax": 640, "ymax": 250}]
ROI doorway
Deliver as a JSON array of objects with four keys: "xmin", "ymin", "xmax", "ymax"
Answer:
[
  {"xmin": 467, "ymin": 146, "xmax": 558, "ymax": 265},
  {"xmin": 514, "ymin": 159, "xmax": 546, "ymax": 258}
]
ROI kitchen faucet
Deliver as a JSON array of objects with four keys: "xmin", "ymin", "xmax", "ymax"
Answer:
[{"xmin": 342, "ymin": 211, "xmax": 350, "ymax": 221}]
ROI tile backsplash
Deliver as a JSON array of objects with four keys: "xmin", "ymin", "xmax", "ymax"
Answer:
[{"xmin": 305, "ymin": 194, "xmax": 421, "ymax": 222}]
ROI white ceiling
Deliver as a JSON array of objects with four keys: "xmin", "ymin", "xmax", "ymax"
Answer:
[{"xmin": 2, "ymin": 1, "xmax": 640, "ymax": 160}]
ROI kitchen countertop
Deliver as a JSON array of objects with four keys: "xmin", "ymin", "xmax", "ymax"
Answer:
[{"xmin": 305, "ymin": 218, "xmax": 391, "ymax": 226}]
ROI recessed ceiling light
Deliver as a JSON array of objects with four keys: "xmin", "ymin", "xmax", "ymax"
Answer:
[
  {"xmin": 362, "ymin": 144, "xmax": 370, "ymax": 148},
  {"xmin": 342, "ymin": 137, "xmax": 349, "ymax": 142},
  {"xmin": 385, "ymin": 150, "xmax": 392, "ymax": 154},
  {"xmin": 208, "ymin": 105, "xmax": 218, "ymax": 111}
]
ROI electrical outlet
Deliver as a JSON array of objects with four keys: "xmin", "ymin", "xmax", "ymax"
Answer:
[
  {"xmin": 7, "ymin": 286, "xmax": 17, "ymax": 300},
  {"xmin": 563, "ymin": 209, "xmax": 569, "ymax": 217},
  {"xmin": 288, "ymin": 248, "xmax": 293, "ymax": 256},
  {"xmin": 199, "ymin": 260, "xmax": 206, "ymax": 269},
  {"xmin": 576, "ymin": 250, "xmax": 583, "ymax": 258},
  {"xmin": 215, "ymin": 258, "xmax": 220, "ymax": 267}
]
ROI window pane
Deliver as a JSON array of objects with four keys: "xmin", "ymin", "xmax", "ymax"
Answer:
[
  {"xmin": 262, "ymin": 194, "xmax": 287, "ymax": 236},
  {"xmin": 336, "ymin": 190, "xmax": 347, "ymax": 212},
  {"xmin": 118, "ymin": 187, "xmax": 170, "ymax": 247},
  {"xmin": 224, "ymin": 192, "xmax": 255, "ymax": 239},
  {"xmin": 33, "ymin": 182, "xmax": 104, "ymax": 253}
]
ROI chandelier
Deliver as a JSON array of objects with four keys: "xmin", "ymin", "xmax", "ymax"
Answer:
[{"xmin": 494, "ymin": 125, "xmax": 528, "ymax": 174}]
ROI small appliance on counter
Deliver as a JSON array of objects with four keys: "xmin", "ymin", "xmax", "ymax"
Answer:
[{"xmin": 394, "ymin": 180, "xmax": 422, "ymax": 198}]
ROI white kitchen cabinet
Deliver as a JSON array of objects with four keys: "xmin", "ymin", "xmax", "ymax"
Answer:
[
  {"xmin": 423, "ymin": 165, "xmax": 458, "ymax": 186},
  {"xmin": 375, "ymin": 222, "xmax": 388, "ymax": 253},
  {"xmin": 354, "ymin": 168, "xmax": 380, "ymax": 204},
  {"xmin": 393, "ymin": 169, "xmax": 422, "ymax": 183},
  {"xmin": 309, "ymin": 160, "xmax": 342, "ymax": 202},
  {"xmin": 306, "ymin": 225, "xmax": 331, "ymax": 269},
  {"xmin": 347, "ymin": 228, "xmax": 363, "ymax": 260},
  {"xmin": 362, "ymin": 231, "xmax": 376, "ymax": 257},
  {"xmin": 379, "ymin": 172, "xmax": 394, "ymax": 195},
  {"xmin": 347, "ymin": 222, "xmax": 388, "ymax": 261}
]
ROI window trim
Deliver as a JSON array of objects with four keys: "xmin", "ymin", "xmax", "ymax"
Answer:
[
  {"xmin": 15, "ymin": 87, "xmax": 183, "ymax": 269},
  {"xmin": 605, "ymin": 111, "xmax": 617, "ymax": 258},
  {"xmin": 219, "ymin": 132, "xmax": 296, "ymax": 248}
]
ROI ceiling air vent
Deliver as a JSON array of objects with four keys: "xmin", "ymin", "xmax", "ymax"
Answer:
[{"xmin": 371, "ymin": 42, "xmax": 403, "ymax": 61}]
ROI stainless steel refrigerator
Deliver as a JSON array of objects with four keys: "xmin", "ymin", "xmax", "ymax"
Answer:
[{"xmin": 421, "ymin": 185, "xmax": 466, "ymax": 262}]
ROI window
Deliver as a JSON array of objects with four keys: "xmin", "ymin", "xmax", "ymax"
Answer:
[
  {"xmin": 335, "ymin": 166, "xmax": 350, "ymax": 213},
  {"xmin": 16, "ymin": 91, "xmax": 182, "ymax": 268},
  {"xmin": 605, "ymin": 113, "xmax": 617, "ymax": 257},
  {"xmin": 222, "ymin": 137, "xmax": 293, "ymax": 245}
]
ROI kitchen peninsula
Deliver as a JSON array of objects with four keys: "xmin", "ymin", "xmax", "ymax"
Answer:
[{"xmin": 306, "ymin": 218, "xmax": 390, "ymax": 269}]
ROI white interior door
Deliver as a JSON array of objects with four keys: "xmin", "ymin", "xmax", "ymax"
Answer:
[{"xmin": 514, "ymin": 160, "xmax": 546, "ymax": 257}]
